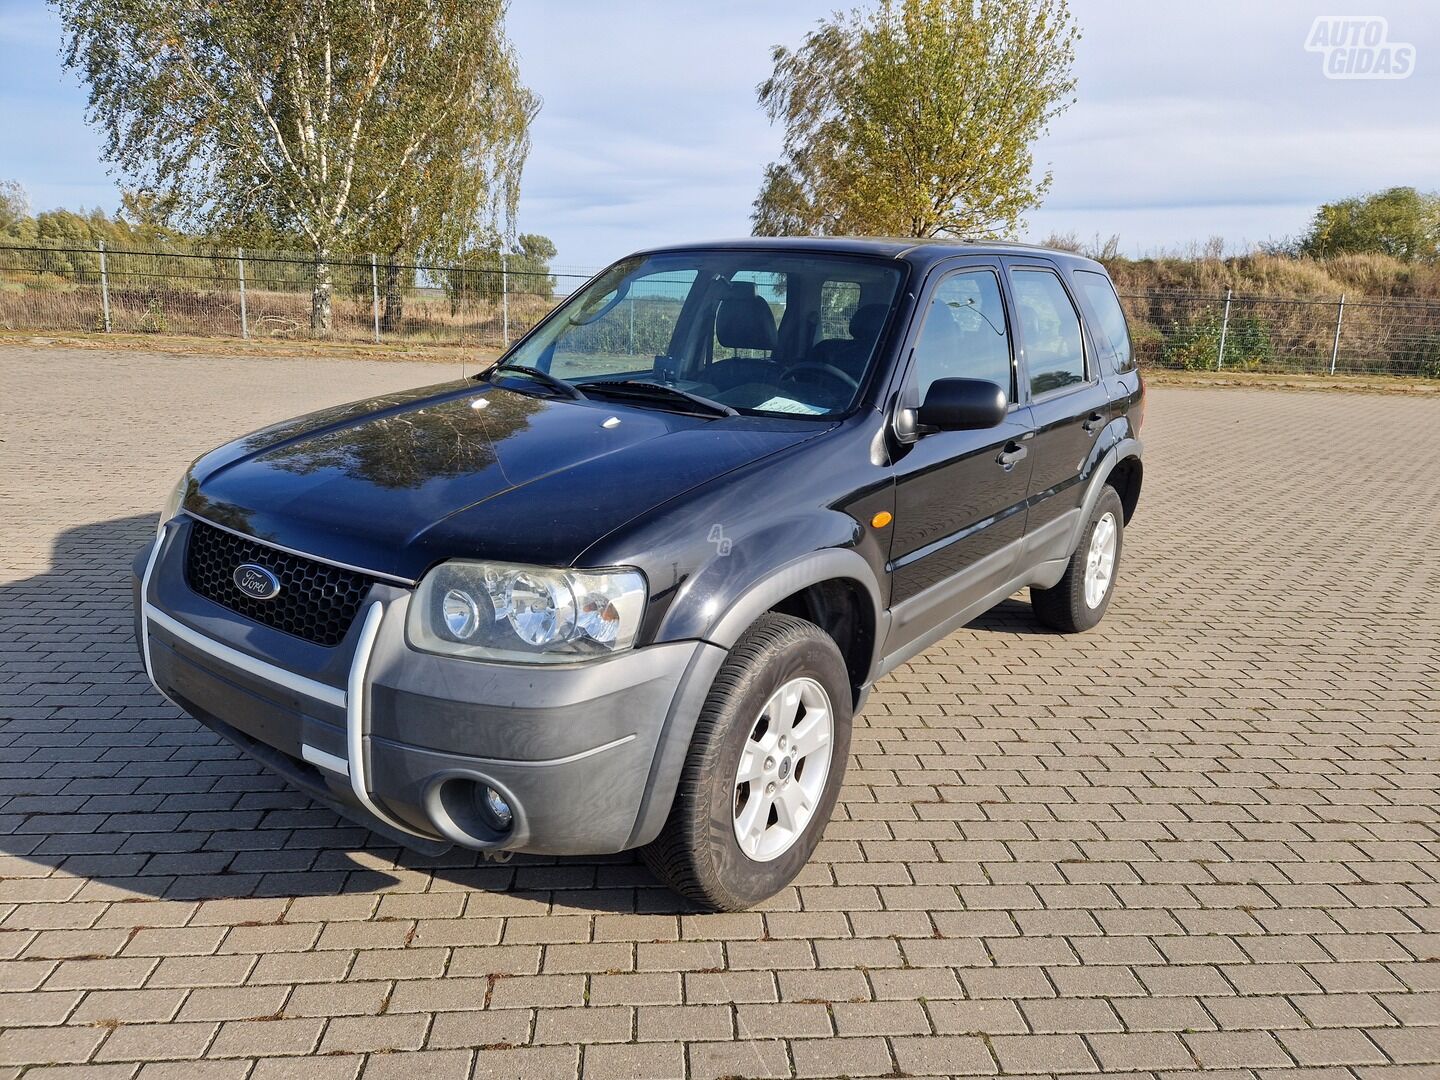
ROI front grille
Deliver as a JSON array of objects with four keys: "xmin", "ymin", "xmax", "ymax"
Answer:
[{"xmin": 184, "ymin": 519, "xmax": 376, "ymax": 647}]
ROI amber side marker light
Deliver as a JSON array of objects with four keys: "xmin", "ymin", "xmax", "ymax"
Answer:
[{"xmin": 870, "ymin": 511, "xmax": 894, "ymax": 529}]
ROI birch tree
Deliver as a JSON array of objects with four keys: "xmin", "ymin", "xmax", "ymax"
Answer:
[
  {"xmin": 752, "ymin": 0, "xmax": 1078, "ymax": 239},
  {"xmin": 56, "ymin": 0, "xmax": 536, "ymax": 332}
]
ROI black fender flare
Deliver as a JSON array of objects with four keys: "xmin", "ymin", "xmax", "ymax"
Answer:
[
  {"xmin": 1063, "ymin": 435, "xmax": 1143, "ymax": 558},
  {"xmin": 625, "ymin": 547, "xmax": 887, "ymax": 850},
  {"xmin": 703, "ymin": 547, "xmax": 887, "ymax": 670}
]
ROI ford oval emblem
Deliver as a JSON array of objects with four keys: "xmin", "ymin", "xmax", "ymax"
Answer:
[{"xmin": 233, "ymin": 563, "xmax": 282, "ymax": 600}]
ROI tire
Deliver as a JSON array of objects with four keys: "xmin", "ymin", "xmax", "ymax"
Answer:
[
  {"xmin": 642, "ymin": 612, "xmax": 852, "ymax": 911},
  {"xmin": 1031, "ymin": 485, "xmax": 1125, "ymax": 633}
]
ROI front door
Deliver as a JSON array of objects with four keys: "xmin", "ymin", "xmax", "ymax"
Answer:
[{"xmin": 886, "ymin": 264, "xmax": 1034, "ymax": 651}]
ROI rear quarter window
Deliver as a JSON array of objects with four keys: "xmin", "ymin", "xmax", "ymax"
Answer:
[{"xmin": 1073, "ymin": 270, "xmax": 1134, "ymax": 373}]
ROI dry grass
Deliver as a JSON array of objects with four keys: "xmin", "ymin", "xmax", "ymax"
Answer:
[
  {"xmin": 0, "ymin": 329, "xmax": 501, "ymax": 366},
  {"xmin": 1144, "ymin": 367, "xmax": 1440, "ymax": 395},
  {"xmin": 0, "ymin": 276, "xmax": 556, "ymax": 349}
]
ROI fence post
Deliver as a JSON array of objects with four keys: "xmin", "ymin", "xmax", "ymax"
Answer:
[
  {"xmin": 98, "ymin": 240, "xmax": 112, "ymax": 333},
  {"xmin": 236, "ymin": 247, "xmax": 249, "ymax": 339},
  {"xmin": 1330, "ymin": 292, "xmax": 1346, "ymax": 375},
  {"xmin": 370, "ymin": 254, "xmax": 381, "ymax": 344},
  {"xmin": 1215, "ymin": 286, "xmax": 1231, "ymax": 370},
  {"xmin": 629, "ymin": 295, "xmax": 635, "ymax": 355},
  {"xmin": 501, "ymin": 252, "xmax": 510, "ymax": 347}
]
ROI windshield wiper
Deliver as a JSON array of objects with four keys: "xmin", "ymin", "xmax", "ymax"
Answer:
[
  {"xmin": 486, "ymin": 364, "xmax": 586, "ymax": 400},
  {"xmin": 585, "ymin": 380, "xmax": 738, "ymax": 418}
]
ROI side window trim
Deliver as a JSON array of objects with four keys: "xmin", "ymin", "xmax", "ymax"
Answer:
[
  {"xmin": 1004, "ymin": 260, "xmax": 1096, "ymax": 403},
  {"xmin": 899, "ymin": 263, "xmax": 1019, "ymax": 408}
]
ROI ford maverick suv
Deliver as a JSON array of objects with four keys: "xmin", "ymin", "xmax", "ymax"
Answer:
[{"xmin": 134, "ymin": 238, "xmax": 1143, "ymax": 910}]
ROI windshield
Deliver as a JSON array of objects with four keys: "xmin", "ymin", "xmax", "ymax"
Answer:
[{"xmin": 497, "ymin": 251, "xmax": 905, "ymax": 417}]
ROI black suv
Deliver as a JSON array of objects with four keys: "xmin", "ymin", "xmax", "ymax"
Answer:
[{"xmin": 135, "ymin": 238, "xmax": 1143, "ymax": 910}]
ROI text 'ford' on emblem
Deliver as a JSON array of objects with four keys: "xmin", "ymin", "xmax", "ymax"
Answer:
[{"xmin": 233, "ymin": 564, "xmax": 282, "ymax": 600}]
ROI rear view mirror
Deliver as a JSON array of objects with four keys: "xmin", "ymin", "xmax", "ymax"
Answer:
[{"xmin": 916, "ymin": 378, "xmax": 1007, "ymax": 431}]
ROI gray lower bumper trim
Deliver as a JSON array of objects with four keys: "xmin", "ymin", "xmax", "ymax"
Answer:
[
  {"xmin": 142, "ymin": 581, "xmax": 432, "ymax": 842},
  {"xmin": 144, "ymin": 603, "xmax": 345, "ymax": 709}
]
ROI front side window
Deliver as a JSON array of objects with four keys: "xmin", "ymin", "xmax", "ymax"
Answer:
[
  {"xmin": 1012, "ymin": 268, "xmax": 1087, "ymax": 396},
  {"xmin": 911, "ymin": 269, "xmax": 1013, "ymax": 401},
  {"xmin": 1073, "ymin": 270, "xmax": 1134, "ymax": 372},
  {"xmin": 501, "ymin": 252, "xmax": 905, "ymax": 417}
]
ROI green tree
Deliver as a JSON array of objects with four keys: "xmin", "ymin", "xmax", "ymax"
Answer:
[
  {"xmin": 56, "ymin": 0, "xmax": 537, "ymax": 333},
  {"xmin": 752, "ymin": 0, "xmax": 1078, "ymax": 239},
  {"xmin": 0, "ymin": 180, "xmax": 31, "ymax": 239},
  {"xmin": 438, "ymin": 232, "xmax": 557, "ymax": 312},
  {"xmin": 1300, "ymin": 187, "xmax": 1440, "ymax": 261}
]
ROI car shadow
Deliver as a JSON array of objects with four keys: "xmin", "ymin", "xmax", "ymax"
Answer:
[
  {"xmin": 964, "ymin": 596, "xmax": 1056, "ymax": 636},
  {"xmin": 0, "ymin": 514, "xmax": 702, "ymax": 915}
]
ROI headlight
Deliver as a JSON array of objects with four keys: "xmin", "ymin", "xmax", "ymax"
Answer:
[
  {"xmin": 158, "ymin": 471, "xmax": 189, "ymax": 535},
  {"xmin": 408, "ymin": 560, "xmax": 647, "ymax": 663}
]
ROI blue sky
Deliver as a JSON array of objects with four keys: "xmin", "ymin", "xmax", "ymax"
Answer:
[{"xmin": 2, "ymin": 0, "xmax": 1437, "ymax": 269}]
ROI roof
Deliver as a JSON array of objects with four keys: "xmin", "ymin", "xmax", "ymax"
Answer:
[{"xmin": 634, "ymin": 235, "xmax": 1099, "ymax": 271}]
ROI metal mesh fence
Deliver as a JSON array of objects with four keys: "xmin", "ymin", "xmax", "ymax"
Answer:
[
  {"xmin": 1, "ymin": 240, "xmax": 1437, "ymax": 376},
  {"xmin": 1119, "ymin": 288, "xmax": 1440, "ymax": 377},
  {"xmin": 0, "ymin": 240, "xmax": 594, "ymax": 349}
]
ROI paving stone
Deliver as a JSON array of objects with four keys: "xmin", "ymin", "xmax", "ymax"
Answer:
[
  {"xmin": 581, "ymin": 1042, "xmax": 685, "ymax": 1080},
  {"xmin": 533, "ymin": 1005, "xmax": 632, "ymax": 1045},
  {"xmin": 360, "ymin": 1049, "xmax": 473, "ymax": 1080},
  {"xmin": 891, "ymin": 1034, "xmax": 995, "ymax": 1076},
  {"xmin": 251, "ymin": 1057, "xmax": 363, "ymax": 1080},
  {"xmin": 318, "ymin": 1014, "xmax": 429, "ymax": 1054},
  {"xmin": 471, "ymin": 1045, "xmax": 579, "ymax": 1080},
  {"xmin": 0, "ymin": 1027, "xmax": 107, "ymax": 1067},
  {"xmin": 92, "ymin": 1022, "xmax": 217, "ymax": 1062},
  {"xmin": 792, "ymin": 1035, "xmax": 894, "ymax": 1077}
]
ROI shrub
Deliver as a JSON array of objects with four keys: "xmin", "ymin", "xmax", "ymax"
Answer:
[
  {"xmin": 1412, "ymin": 335, "xmax": 1440, "ymax": 379},
  {"xmin": 1160, "ymin": 310, "xmax": 1274, "ymax": 370},
  {"xmin": 137, "ymin": 295, "xmax": 169, "ymax": 333}
]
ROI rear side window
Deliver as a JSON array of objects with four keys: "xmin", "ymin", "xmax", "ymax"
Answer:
[
  {"xmin": 1074, "ymin": 270, "xmax": 1134, "ymax": 372},
  {"xmin": 1011, "ymin": 269, "xmax": 1087, "ymax": 397},
  {"xmin": 818, "ymin": 280, "xmax": 862, "ymax": 341}
]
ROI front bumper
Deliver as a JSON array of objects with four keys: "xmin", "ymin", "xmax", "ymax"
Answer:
[{"xmin": 134, "ymin": 519, "xmax": 725, "ymax": 856}]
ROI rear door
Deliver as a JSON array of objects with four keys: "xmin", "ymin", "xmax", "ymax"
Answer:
[
  {"xmin": 884, "ymin": 260, "xmax": 1034, "ymax": 651},
  {"xmin": 1004, "ymin": 258, "xmax": 1112, "ymax": 548}
]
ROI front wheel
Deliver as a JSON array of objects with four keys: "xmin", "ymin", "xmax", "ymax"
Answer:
[
  {"xmin": 642, "ymin": 613, "xmax": 852, "ymax": 911},
  {"xmin": 1031, "ymin": 485, "xmax": 1125, "ymax": 633}
]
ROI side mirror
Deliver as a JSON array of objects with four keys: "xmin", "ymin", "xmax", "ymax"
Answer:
[{"xmin": 916, "ymin": 378, "xmax": 1007, "ymax": 431}]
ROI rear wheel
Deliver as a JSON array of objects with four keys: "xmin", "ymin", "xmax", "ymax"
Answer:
[
  {"xmin": 1031, "ymin": 485, "xmax": 1125, "ymax": 633},
  {"xmin": 642, "ymin": 613, "xmax": 852, "ymax": 911}
]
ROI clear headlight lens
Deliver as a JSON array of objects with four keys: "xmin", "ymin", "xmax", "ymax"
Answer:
[
  {"xmin": 409, "ymin": 560, "xmax": 647, "ymax": 663},
  {"xmin": 158, "ymin": 471, "xmax": 189, "ymax": 535}
]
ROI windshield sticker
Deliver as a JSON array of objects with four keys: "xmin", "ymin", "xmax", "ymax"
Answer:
[{"xmin": 755, "ymin": 396, "xmax": 826, "ymax": 415}]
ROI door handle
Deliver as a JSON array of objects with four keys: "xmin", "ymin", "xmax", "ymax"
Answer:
[
  {"xmin": 1082, "ymin": 411, "xmax": 1105, "ymax": 434},
  {"xmin": 996, "ymin": 441, "xmax": 1028, "ymax": 470}
]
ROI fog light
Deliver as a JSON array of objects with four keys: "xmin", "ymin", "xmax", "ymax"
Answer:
[{"xmin": 483, "ymin": 786, "xmax": 513, "ymax": 830}]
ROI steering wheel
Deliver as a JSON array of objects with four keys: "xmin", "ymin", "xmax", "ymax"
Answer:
[{"xmin": 780, "ymin": 362, "xmax": 860, "ymax": 396}]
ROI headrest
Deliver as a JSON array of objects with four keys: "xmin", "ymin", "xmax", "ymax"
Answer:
[
  {"xmin": 716, "ymin": 289, "xmax": 777, "ymax": 352},
  {"xmin": 848, "ymin": 303, "xmax": 888, "ymax": 342}
]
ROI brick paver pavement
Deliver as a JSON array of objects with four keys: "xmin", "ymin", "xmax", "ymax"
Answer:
[{"xmin": 2, "ymin": 346, "xmax": 1437, "ymax": 1079}]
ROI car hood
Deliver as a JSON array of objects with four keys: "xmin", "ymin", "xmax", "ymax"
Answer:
[{"xmin": 184, "ymin": 379, "xmax": 826, "ymax": 581}]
